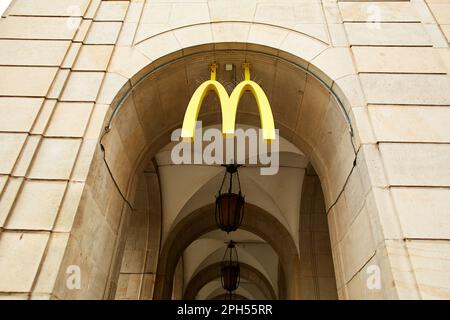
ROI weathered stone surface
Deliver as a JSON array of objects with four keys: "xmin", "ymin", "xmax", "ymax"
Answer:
[
  {"xmin": 95, "ymin": 1, "xmax": 128, "ymax": 21},
  {"xmin": 8, "ymin": 0, "xmax": 90, "ymax": 17},
  {"xmin": 46, "ymin": 102, "xmax": 94, "ymax": 137},
  {"xmin": 85, "ymin": 22, "xmax": 122, "ymax": 45},
  {"xmin": 60, "ymin": 72, "xmax": 104, "ymax": 102},
  {"xmin": 0, "ymin": 17, "xmax": 81, "ymax": 40},
  {"xmin": 392, "ymin": 187, "xmax": 450, "ymax": 239},
  {"xmin": 360, "ymin": 74, "xmax": 450, "ymax": 105},
  {"xmin": 352, "ymin": 47, "xmax": 445, "ymax": 73},
  {"xmin": 344, "ymin": 23, "xmax": 431, "ymax": 46},
  {"xmin": 6, "ymin": 180, "xmax": 67, "ymax": 230},
  {"xmin": 0, "ymin": 98, "xmax": 43, "ymax": 132},
  {"xmin": 28, "ymin": 138, "xmax": 81, "ymax": 180},
  {"xmin": 73, "ymin": 45, "xmax": 114, "ymax": 71},
  {"xmin": 0, "ymin": 40, "xmax": 70, "ymax": 66},
  {"xmin": 339, "ymin": 2, "xmax": 419, "ymax": 22},
  {"xmin": 0, "ymin": 133, "xmax": 27, "ymax": 174},
  {"xmin": 0, "ymin": 232, "xmax": 49, "ymax": 292},
  {"xmin": 380, "ymin": 143, "xmax": 450, "ymax": 186},
  {"xmin": 369, "ymin": 105, "xmax": 450, "ymax": 142},
  {"xmin": 0, "ymin": 67, "xmax": 58, "ymax": 97}
]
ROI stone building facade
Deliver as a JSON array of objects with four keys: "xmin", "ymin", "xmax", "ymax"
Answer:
[{"xmin": 0, "ymin": 0, "xmax": 449, "ymax": 300}]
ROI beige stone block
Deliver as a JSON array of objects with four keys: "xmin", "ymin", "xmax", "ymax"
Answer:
[
  {"xmin": 0, "ymin": 178, "xmax": 23, "ymax": 227},
  {"xmin": 125, "ymin": 2, "xmax": 144, "ymax": 23},
  {"xmin": 95, "ymin": 1, "xmax": 128, "ymax": 21},
  {"xmin": 84, "ymin": 0, "xmax": 101, "ymax": 19},
  {"xmin": 349, "ymin": 107, "xmax": 377, "ymax": 146},
  {"xmin": 0, "ymin": 133, "xmax": 27, "ymax": 174},
  {"xmin": 339, "ymin": 2, "xmax": 419, "ymax": 22},
  {"xmin": 61, "ymin": 43, "xmax": 82, "ymax": 69},
  {"xmin": 364, "ymin": 187, "xmax": 403, "ymax": 242},
  {"xmin": 47, "ymin": 69, "xmax": 70, "ymax": 99},
  {"xmin": 428, "ymin": 4, "xmax": 450, "ymax": 24},
  {"xmin": 406, "ymin": 240, "xmax": 450, "ymax": 299},
  {"xmin": 71, "ymin": 139, "xmax": 97, "ymax": 182},
  {"xmin": 211, "ymin": 22, "xmax": 251, "ymax": 46},
  {"xmin": 73, "ymin": 45, "xmax": 114, "ymax": 71},
  {"xmin": 140, "ymin": 3, "xmax": 172, "ymax": 24},
  {"xmin": 310, "ymin": 47, "xmax": 356, "ymax": 81},
  {"xmin": 13, "ymin": 137, "xmax": 40, "ymax": 180},
  {"xmin": 108, "ymin": 46, "xmax": 151, "ymax": 79},
  {"xmin": 97, "ymin": 73, "xmax": 129, "ymax": 105},
  {"xmin": 134, "ymin": 23, "xmax": 171, "ymax": 43},
  {"xmin": 380, "ymin": 143, "xmax": 450, "ymax": 186},
  {"xmin": 423, "ymin": 24, "xmax": 448, "ymax": 48},
  {"xmin": 0, "ymin": 67, "xmax": 58, "ymax": 97},
  {"xmin": 255, "ymin": 2, "xmax": 324, "ymax": 27},
  {"xmin": 340, "ymin": 207, "xmax": 376, "ymax": 283},
  {"xmin": 344, "ymin": 22, "xmax": 431, "ymax": 46},
  {"xmin": 34, "ymin": 232, "xmax": 70, "ymax": 293},
  {"xmin": 442, "ymin": 25, "xmax": 450, "ymax": 43},
  {"xmin": 117, "ymin": 22, "xmax": 138, "ymax": 46},
  {"xmin": 8, "ymin": 0, "xmax": 90, "ymax": 16},
  {"xmin": 248, "ymin": 24, "xmax": 289, "ymax": 50},
  {"xmin": 360, "ymin": 74, "xmax": 450, "ymax": 105},
  {"xmin": 29, "ymin": 138, "xmax": 81, "ymax": 180},
  {"xmin": 60, "ymin": 72, "xmax": 104, "ymax": 102},
  {"xmin": 0, "ymin": 40, "xmax": 70, "ymax": 66},
  {"xmin": 392, "ymin": 187, "xmax": 450, "ymax": 239},
  {"xmin": 6, "ymin": 180, "xmax": 66, "ymax": 230},
  {"xmin": 173, "ymin": 24, "xmax": 213, "ymax": 52},
  {"xmin": 0, "ymin": 17, "xmax": 81, "ymax": 40},
  {"xmin": 73, "ymin": 19, "xmax": 92, "ymax": 43},
  {"xmin": 0, "ymin": 232, "xmax": 49, "ymax": 292},
  {"xmin": 209, "ymin": 0, "xmax": 257, "ymax": 22},
  {"xmin": 46, "ymin": 102, "xmax": 94, "ymax": 138},
  {"xmin": 0, "ymin": 98, "xmax": 42, "ymax": 132},
  {"xmin": 169, "ymin": 3, "xmax": 210, "ymax": 28},
  {"xmin": 353, "ymin": 47, "xmax": 445, "ymax": 73},
  {"xmin": 0, "ymin": 175, "xmax": 7, "ymax": 195},
  {"xmin": 369, "ymin": 105, "xmax": 450, "ymax": 142},
  {"xmin": 332, "ymin": 74, "xmax": 366, "ymax": 110},
  {"xmin": 30, "ymin": 100, "xmax": 56, "ymax": 135},
  {"xmin": 279, "ymin": 31, "xmax": 327, "ymax": 63},
  {"xmin": 328, "ymin": 23, "xmax": 349, "ymax": 47},
  {"xmin": 85, "ymin": 22, "xmax": 122, "ymax": 44},
  {"xmin": 84, "ymin": 104, "xmax": 109, "ymax": 140},
  {"xmin": 136, "ymin": 31, "xmax": 182, "ymax": 61},
  {"xmin": 54, "ymin": 182, "xmax": 85, "ymax": 232}
]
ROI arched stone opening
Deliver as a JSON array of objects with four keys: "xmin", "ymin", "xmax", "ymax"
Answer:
[
  {"xmin": 51, "ymin": 40, "xmax": 378, "ymax": 300},
  {"xmin": 183, "ymin": 262, "xmax": 276, "ymax": 300},
  {"xmin": 153, "ymin": 203, "xmax": 300, "ymax": 299}
]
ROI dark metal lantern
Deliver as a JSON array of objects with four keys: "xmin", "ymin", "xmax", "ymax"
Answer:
[
  {"xmin": 221, "ymin": 241, "xmax": 240, "ymax": 294},
  {"xmin": 215, "ymin": 164, "xmax": 245, "ymax": 233}
]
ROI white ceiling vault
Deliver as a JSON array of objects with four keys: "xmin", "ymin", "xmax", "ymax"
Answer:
[{"xmin": 151, "ymin": 124, "xmax": 308, "ymax": 299}]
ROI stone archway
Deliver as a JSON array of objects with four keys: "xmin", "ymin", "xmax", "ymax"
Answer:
[
  {"xmin": 183, "ymin": 262, "xmax": 276, "ymax": 300},
  {"xmin": 153, "ymin": 203, "xmax": 300, "ymax": 299},
  {"xmin": 48, "ymin": 40, "xmax": 379, "ymax": 300}
]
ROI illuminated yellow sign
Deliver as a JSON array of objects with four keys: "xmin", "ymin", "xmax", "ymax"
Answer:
[{"xmin": 181, "ymin": 63, "xmax": 276, "ymax": 141}]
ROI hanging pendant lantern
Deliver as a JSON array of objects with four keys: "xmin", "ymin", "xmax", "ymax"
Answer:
[
  {"xmin": 215, "ymin": 164, "xmax": 245, "ymax": 233},
  {"xmin": 221, "ymin": 241, "xmax": 240, "ymax": 294}
]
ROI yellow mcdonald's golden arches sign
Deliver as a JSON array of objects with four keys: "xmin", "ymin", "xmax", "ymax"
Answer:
[{"xmin": 181, "ymin": 63, "xmax": 276, "ymax": 141}]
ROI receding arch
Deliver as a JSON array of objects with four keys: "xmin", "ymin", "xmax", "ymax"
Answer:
[
  {"xmin": 184, "ymin": 262, "xmax": 277, "ymax": 300},
  {"xmin": 153, "ymin": 203, "xmax": 300, "ymax": 299}
]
